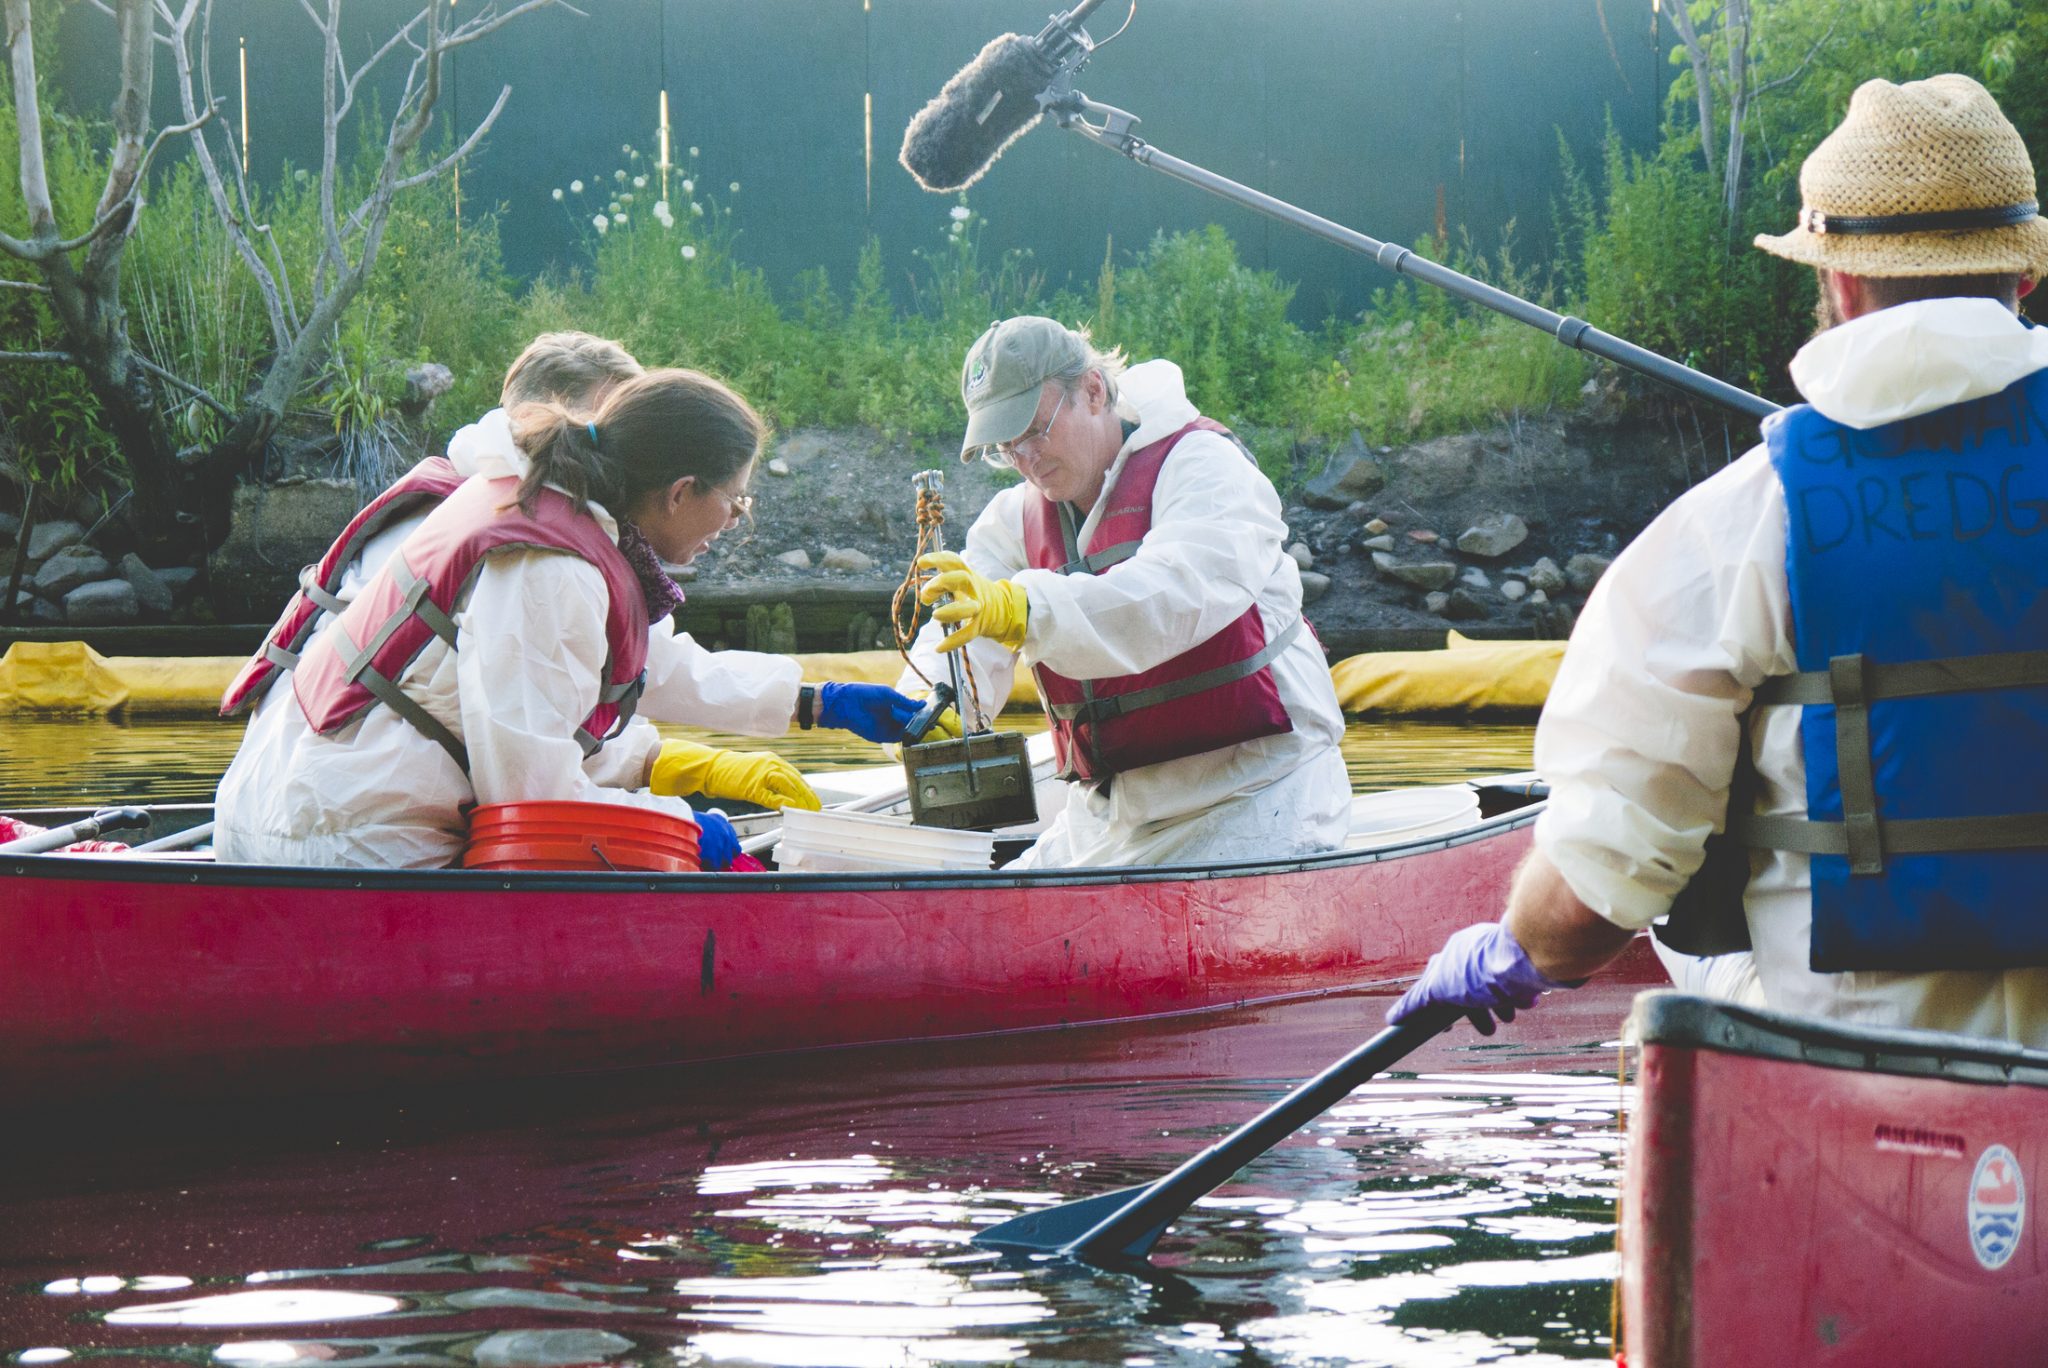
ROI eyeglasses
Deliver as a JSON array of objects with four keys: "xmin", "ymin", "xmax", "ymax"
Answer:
[
  {"xmin": 994, "ymin": 387, "xmax": 1067, "ymax": 467},
  {"xmin": 709, "ymin": 483, "xmax": 753, "ymax": 522}
]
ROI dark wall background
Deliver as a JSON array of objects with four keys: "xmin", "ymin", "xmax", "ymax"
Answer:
[{"xmin": 58, "ymin": 0, "xmax": 1669, "ymax": 321}]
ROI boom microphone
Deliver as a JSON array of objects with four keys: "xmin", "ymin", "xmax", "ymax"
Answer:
[{"xmin": 899, "ymin": 1, "xmax": 1114, "ymax": 193}]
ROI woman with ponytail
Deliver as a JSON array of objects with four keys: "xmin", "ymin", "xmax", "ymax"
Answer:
[{"xmin": 215, "ymin": 366, "xmax": 940, "ymax": 870}]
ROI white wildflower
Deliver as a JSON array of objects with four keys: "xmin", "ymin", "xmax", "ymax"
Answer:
[
  {"xmin": 570, "ymin": 179, "xmax": 584, "ymax": 194},
  {"xmin": 950, "ymin": 205, "xmax": 970, "ymax": 222},
  {"xmin": 620, "ymin": 192, "xmax": 634, "ymax": 205},
  {"xmin": 614, "ymin": 169, "xmax": 627, "ymax": 182},
  {"xmin": 689, "ymin": 146, "xmax": 699, "ymax": 158},
  {"xmin": 592, "ymin": 214, "xmax": 608, "ymax": 234},
  {"xmin": 691, "ymin": 201, "xmax": 704, "ymax": 216},
  {"xmin": 608, "ymin": 200, "xmax": 621, "ymax": 213},
  {"xmin": 622, "ymin": 142, "xmax": 634, "ymax": 155},
  {"xmin": 681, "ymin": 244, "xmax": 697, "ymax": 260},
  {"xmin": 551, "ymin": 187, "xmax": 564, "ymax": 201},
  {"xmin": 654, "ymin": 200, "xmax": 670, "ymax": 218},
  {"xmin": 681, "ymin": 178, "xmax": 694, "ymax": 194},
  {"xmin": 612, "ymin": 212, "xmax": 627, "ymax": 225},
  {"xmin": 633, "ymin": 175, "xmax": 647, "ymax": 188},
  {"xmin": 729, "ymin": 181, "xmax": 740, "ymax": 194}
]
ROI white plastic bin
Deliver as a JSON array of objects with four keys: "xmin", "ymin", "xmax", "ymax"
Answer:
[
  {"xmin": 1344, "ymin": 785, "xmax": 1482, "ymax": 849},
  {"xmin": 776, "ymin": 807, "xmax": 995, "ymax": 872}
]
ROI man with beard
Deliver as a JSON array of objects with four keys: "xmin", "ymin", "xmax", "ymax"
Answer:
[{"xmin": 1390, "ymin": 74, "xmax": 2048, "ymax": 1048}]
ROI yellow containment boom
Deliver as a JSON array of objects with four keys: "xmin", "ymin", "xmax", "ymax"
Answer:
[{"xmin": 0, "ymin": 632, "xmax": 1559, "ymax": 718}]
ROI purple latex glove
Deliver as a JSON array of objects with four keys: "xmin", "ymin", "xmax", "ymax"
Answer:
[{"xmin": 1388, "ymin": 922, "xmax": 1570, "ymax": 1036}]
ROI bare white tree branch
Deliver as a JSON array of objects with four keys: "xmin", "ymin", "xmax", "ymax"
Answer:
[
  {"xmin": 132, "ymin": 353, "xmax": 233, "ymax": 419},
  {"xmin": 0, "ymin": 277, "xmax": 49, "ymax": 293},
  {"xmin": 0, "ymin": 349, "xmax": 74, "ymax": 363}
]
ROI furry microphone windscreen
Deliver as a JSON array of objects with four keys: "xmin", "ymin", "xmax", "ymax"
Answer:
[{"xmin": 899, "ymin": 32, "xmax": 1056, "ymax": 193}]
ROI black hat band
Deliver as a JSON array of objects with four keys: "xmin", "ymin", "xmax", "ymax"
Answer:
[{"xmin": 1800, "ymin": 200, "xmax": 2039, "ymax": 236}]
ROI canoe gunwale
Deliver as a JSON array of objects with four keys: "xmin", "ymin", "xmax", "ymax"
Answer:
[
  {"xmin": 1632, "ymin": 990, "xmax": 2048, "ymax": 1087},
  {"xmin": 1, "ymin": 799, "xmax": 1542, "ymax": 895}
]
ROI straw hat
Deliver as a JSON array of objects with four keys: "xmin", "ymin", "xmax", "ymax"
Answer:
[{"xmin": 1755, "ymin": 74, "xmax": 2048, "ymax": 281}]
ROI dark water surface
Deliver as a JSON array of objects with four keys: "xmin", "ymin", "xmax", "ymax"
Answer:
[{"xmin": 1, "ymin": 717, "xmax": 1646, "ymax": 1365}]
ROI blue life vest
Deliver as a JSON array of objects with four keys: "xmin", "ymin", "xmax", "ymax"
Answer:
[{"xmin": 1762, "ymin": 361, "xmax": 2048, "ymax": 971}]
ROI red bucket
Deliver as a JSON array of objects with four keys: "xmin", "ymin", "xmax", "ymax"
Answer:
[{"xmin": 463, "ymin": 800, "xmax": 701, "ymax": 873}]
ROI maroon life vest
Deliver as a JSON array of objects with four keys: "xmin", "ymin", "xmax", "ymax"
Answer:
[
  {"xmin": 1020, "ymin": 418, "xmax": 1298, "ymax": 783},
  {"xmin": 223, "ymin": 460, "xmax": 648, "ymax": 772},
  {"xmin": 221, "ymin": 456, "xmax": 466, "ymax": 718}
]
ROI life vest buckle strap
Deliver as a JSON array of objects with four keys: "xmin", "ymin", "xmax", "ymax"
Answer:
[
  {"xmin": 1755, "ymin": 649, "xmax": 2048, "ymax": 706},
  {"xmin": 1829, "ymin": 653, "xmax": 1885, "ymax": 875},
  {"xmin": 297, "ymin": 563, "xmax": 351, "ymax": 619},
  {"xmin": 1734, "ymin": 809, "xmax": 2048, "ymax": 857},
  {"xmin": 1047, "ymin": 617, "xmax": 1304, "ymax": 726},
  {"xmin": 351, "ymin": 663, "xmax": 470, "ymax": 772}
]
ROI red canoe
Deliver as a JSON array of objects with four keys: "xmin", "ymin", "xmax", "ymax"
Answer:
[
  {"xmin": 1620, "ymin": 992, "xmax": 2048, "ymax": 1367},
  {"xmin": 0, "ymin": 780, "xmax": 1545, "ymax": 1106}
]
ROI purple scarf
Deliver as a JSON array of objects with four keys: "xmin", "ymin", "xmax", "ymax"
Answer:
[{"xmin": 616, "ymin": 519, "xmax": 687, "ymax": 621}]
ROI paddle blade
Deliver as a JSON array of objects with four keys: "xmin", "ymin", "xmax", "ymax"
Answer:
[{"xmin": 973, "ymin": 1182, "xmax": 1172, "ymax": 1259}]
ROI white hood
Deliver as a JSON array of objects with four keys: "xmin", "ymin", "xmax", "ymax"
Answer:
[
  {"xmin": 1789, "ymin": 296, "xmax": 2048, "ymax": 429},
  {"xmin": 444, "ymin": 407, "xmax": 530, "ymax": 481},
  {"xmin": 443, "ymin": 406, "xmax": 617, "ymax": 536},
  {"xmin": 1113, "ymin": 359, "xmax": 1202, "ymax": 449}
]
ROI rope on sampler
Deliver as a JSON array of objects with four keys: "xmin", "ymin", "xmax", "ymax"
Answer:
[{"xmin": 891, "ymin": 483, "xmax": 989, "ymax": 728}]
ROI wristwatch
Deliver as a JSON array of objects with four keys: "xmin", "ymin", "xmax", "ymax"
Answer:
[{"xmin": 796, "ymin": 683, "xmax": 817, "ymax": 730}]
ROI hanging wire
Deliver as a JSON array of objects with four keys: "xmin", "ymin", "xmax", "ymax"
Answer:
[{"xmin": 1090, "ymin": 0, "xmax": 1138, "ymax": 52}]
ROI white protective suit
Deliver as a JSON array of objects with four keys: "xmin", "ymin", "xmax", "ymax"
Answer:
[
  {"xmin": 901, "ymin": 359, "xmax": 1350, "ymax": 869},
  {"xmin": 1536, "ymin": 297, "xmax": 2048, "ymax": 1047},
  {"xmin": 214, "ymin": 410, "xmax": 799, "ymax": 868}
]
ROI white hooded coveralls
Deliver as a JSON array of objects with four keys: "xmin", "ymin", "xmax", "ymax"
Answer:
[
  {"xmin": 901, "ymin": 359, "xmax": 1350, "ymax": 869},
  {"xmin": 214, "ymin": 410, "xmax": 800, "ymax": 868},
  {"xmin": 1538, "ymin": 297, "xmax": 2048, "ymax": 1047}
]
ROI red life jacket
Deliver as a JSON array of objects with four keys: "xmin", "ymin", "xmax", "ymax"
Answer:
[
  {"xmin": 1021, "ymin": 418, "xmax": 1298, "ymax": 783},
  {"xmin": 224, "ymin": 460, "xmax": 648, "ymax": 772}
]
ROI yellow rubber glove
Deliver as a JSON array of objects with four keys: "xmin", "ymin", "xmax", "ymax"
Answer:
[
  {"xmin": 915, "ymin": 550, "xmax": 1029, "ymax": 654},
  {"xmin": 649, "ymin": 739, "xmax": 822, "ymax": 811}
]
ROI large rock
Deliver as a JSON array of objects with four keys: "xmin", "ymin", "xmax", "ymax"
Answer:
[
  {"xmin": 26, "ymin": 519, "xmax": 84, "ymax": 562},
  {"xmin": 774, "ymin": 548, "xmax": 813, "ymax": 570},
  {"xmin": 11, "ymin": 589, "xmax": 61, "ymax": 624},
  {"xmin": 1459, "ymin": 566, "xmax": 1491, "ymax": 589},
  {"xmin": 65, "ymin": 577, "xmax": 140, "ymax": 624},
  {"xmin": 403, "ymin": 362, "xmax": 454, "ymax": 410},
  {"xmin": 1372, "ymin": 552, "xmax": 1457, "ymax": 592},
  {"xmin": 1286, "ymin": 542, "xmax": 1314, "ymax": 570},
  {"xmin": 1443, "ymin": 588, "xmax": 1490, "ymax": 621},
  {"xmin": 1501, "ymin": 579, "xmax": 1528, "ymax": 601},
  {"xmin": 209, "ymin": 479, "xmax": 361, "ymax": 619},
  {"xmin": 1297, "ymin": 570, "xmax": 1331, "ymax": 605},
  {"xmin": 1358, "ymin": 534, "xmax": 1396, "ymax": 553},
  {"xmin": 1528, "ymin": 556, "xmax": 1567, "ymax": 593},
  {"xmin": 1302, "ymin": 435, "xmax": 1387, "ymax": 510},
  {"xmin": 118, "ymin": 553, "xmax": 174, "ymax": 617},
  {"xmin": 156, "ymin": 566, "xmax": 201, "ymax": 605},
  {"xmin": 1456, "ymin": 513, "xmax": 1529, "ymax": 559},
  {"xmin": 1565, "ymin": 553, "xmax": 1613, "ymax": 593},
  {"xmin": 33, "ymin": 544, "xmax": 111, "ymax": 598},
  {"xmin": 819, "ymin": 546, "xmax": 875, "ymax": 574},
  {"xmin": 0, "ymin": 510, "xmax": 18, "ymax": 544}
]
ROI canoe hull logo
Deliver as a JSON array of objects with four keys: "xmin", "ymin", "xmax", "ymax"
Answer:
[{"xmin": 1968, "ymin": 1144, "xmax": 2025, "ymax": 1270}]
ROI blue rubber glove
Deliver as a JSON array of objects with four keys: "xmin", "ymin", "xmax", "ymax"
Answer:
[
  {"xmin": 692, "ymin": 807, "xmax": 740, "ymax": 872},
  {"xmin": 815, "ymin": 682, "xmax": 927, "ymax": 744},
  {"xmin": 1388, "ymin": 922, "xmax": 1571, "ymax": 1036}
]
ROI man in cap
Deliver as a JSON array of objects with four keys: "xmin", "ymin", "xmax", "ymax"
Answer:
[
  {"xmin": 1390, "ymin": 73, "xmax": 2048, "ymax": 1047},
  {"xmin": 900, "ymin": 316, "xmax": 1349, "ymax": 868}
]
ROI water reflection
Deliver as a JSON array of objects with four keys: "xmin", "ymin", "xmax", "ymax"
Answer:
[
  {"xmin": 0, "ymin": 991, "xmax": 1632, "ymax": 1366},
  {"xmin": 0, "ymin": 714, "xmax": 1533, "ymax": 809}
]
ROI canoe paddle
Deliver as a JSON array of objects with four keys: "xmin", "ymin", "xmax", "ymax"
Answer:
[
  {"xmin": 0, "ymin": 805, "xmax": 150, "ymax": 855},
  {"xmin": 973, "ymin": 1003, "xmax": 1464, "ymax": 1264}
]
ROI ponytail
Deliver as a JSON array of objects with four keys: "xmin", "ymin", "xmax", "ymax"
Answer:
[
  {"xmin": 507, "ymin": 401, "xmax": 612, "ymax": 515},
  {"xmin": 508, "ymin": 367, "xmax": 763, "ymax": 521}
]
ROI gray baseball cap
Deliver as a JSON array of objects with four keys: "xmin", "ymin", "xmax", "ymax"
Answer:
[{"xmin": 959, "ymin": 316, "xmax": 1089, "ymax": 455}]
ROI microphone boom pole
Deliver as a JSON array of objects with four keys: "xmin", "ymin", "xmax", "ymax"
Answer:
[{"xmin": 1045, "ymin": 93, "xmax": 1779, "ymax": 421}]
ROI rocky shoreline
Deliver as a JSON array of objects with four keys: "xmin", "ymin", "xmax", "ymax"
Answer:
[{"xmin": 2, "ymin": 391, "xmax": 1734, "ymax": 656}]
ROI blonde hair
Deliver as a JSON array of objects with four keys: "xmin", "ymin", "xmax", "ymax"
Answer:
[
  {"xmin": 500, "ymin": 331, "xmax": 643, "ymax": 409},
  {"xmin": 511, "ymin": 367, "xmax": 764, "ymax": 517}
]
